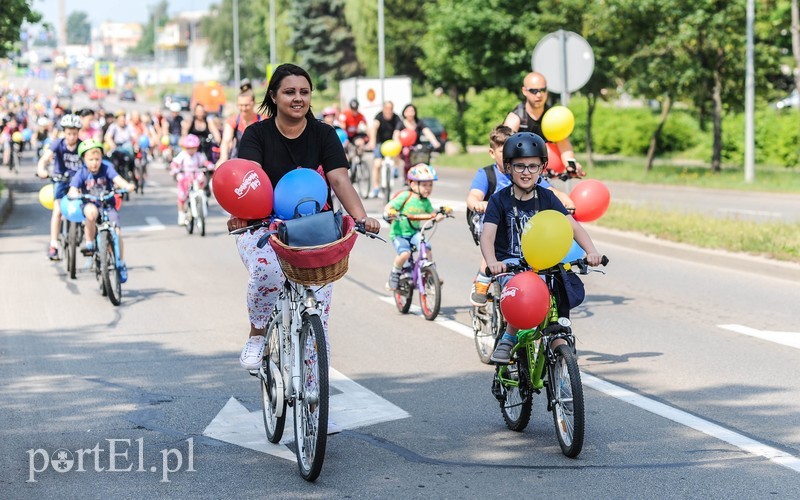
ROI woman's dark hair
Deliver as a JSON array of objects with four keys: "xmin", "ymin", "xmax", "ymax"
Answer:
[
  {"xmin": 402, "ymin": 103, "xmax": 418, "ymax": 120},
  {"xmin": 258, "ymin": 63, "xmax": 315, "ymax": 119}
]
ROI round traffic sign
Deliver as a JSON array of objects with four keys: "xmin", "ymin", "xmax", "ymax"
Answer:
[{"xmin": 532, "ymin": 30, "xmax": 595, "ymax": 94}]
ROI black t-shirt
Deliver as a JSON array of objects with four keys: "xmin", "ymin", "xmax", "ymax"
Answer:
[
  {"xmin": 373, "ymin": 112, "xmax": 402, "ymax": 143},
  {"xmin": 512, "ymin": 102, "xmax": 550, "ymax": 140},
  {"xmin": 483, "ymin": 184, "xmax": 568, "ymax": 261},
  {"xmin": 238, "ymin": 117, "xmax": 348, "ymax": 209}
]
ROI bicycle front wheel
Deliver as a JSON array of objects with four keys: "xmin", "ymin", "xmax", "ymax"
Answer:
[
  {"xmin": 550, "ymin": 344, "xmax": 585, "ymax": 458},
  {"xmin": 185, "ymin": 205, "xmax": 194, "ymax": 234},
  {"xmin": 66, "ymin": 221, "xmax": 78, "ymax": 279},
  {"xmin": 99, "ymin": 231, "xmax": 122, "ymax": 306},
  {"xmin": 499, "ymin": 348, "xmax": 532, "ymax": 432},
  {"xmin": 261, "ymin": 314, "xmax": 286, "ymax": 443},
  {"xmin": 294, "ymin": 313, "xmax": 329, "ymax": 482},
  {"xmin": 419, "ymin": 265, "xmax": 441, "ymax": 321},
  {"xmin": 382, "ymin": 163, "xmax": 393, "ymax": 204}
]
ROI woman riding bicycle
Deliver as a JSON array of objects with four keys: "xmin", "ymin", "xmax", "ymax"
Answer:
[
  {"xmin": 383, "ymin": 164, "xmax": 449, "ymax": 291},
  {"xmin": 226, "ymin": 63, "xmax": 380, "ymax": 370},
  {"xmin": 480, "ymin": 132, "xmax": 601, "ymax": 364},
  {"xmin": 398, "ymin": 104, "xmax": 441, "ymax": 179}
]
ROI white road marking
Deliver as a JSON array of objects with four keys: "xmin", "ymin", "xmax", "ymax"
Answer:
[
  {"xmin": 718, "ymin": 324, "xmax": 800, "ymax": 350},
  {"xmin": 377, "ymin": 297, "xmax": 800, "ymax": 474},
  {"xmin": 203, "ymin": 368, "xmax": 409, "ymax": 461},
  {"xmin": 378, "ymin": 296, "xmax": 473, "ymax": 338},
  {"xmin": 126, "ymin": 216, "xmax": 166, "ymax": 233},
  {"xmin": 582, "ymin": 373, "xmax": 800, "ymax": 474}
]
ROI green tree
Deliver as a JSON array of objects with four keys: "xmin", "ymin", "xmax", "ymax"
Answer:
[
  {"xmin": 128, "ymin": 0, "xmax": 169, "ymax": 57},
  {"xmin": 288, "ymin": 0, "xmax": 361, "ymax": 87},
  {"xmin": 0, "ymin": 0, "xmax": 41, "ymax": 57},
  {"xmin": 418, "ymin": 0, "xmax": 531, "ymax": 150},
  {"xmin": 344, "ymin": 0, "xmax": 378, "ymax": 75},
  {"xmin": 66, "ymin": 11, "xmax": 91, "ymax": 45},
  {"xmin": 203, "ymin": 0, "xmax": 294, "ymax": 81}
]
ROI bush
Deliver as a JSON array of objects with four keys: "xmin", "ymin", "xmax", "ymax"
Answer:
[
  {"xmin": 415, "ymin": 94, "xmax": 458, "ymax": 144},
  {"xmin": 462, "ymin": 87, "xmax": 519, "ymax": 145}
]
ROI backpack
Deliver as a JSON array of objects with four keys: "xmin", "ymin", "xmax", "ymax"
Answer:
[{"xmin": 466, "ymin": 165, "xmax": 497, "ymax": 245}]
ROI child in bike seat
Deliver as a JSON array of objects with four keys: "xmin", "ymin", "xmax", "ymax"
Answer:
[
  {"xmin": 480, "ymin": 132, "xmax": 602, "ymax": 364},
  {"xmin": 68, "ymin": 139, "xmax": 135, "ymax": 282},
  {"xmin": 467, "ymin": 125, "xmax": 576, "ymax": 307},
  {"xmin": 170, "ymin": 134, "xmax": 213, "ymax": 225},
  {"xmin": 383, "ymin": 163, "xmax": 449, "ymax": 290}
]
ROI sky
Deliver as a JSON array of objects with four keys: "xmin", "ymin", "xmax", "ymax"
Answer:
[{"xmin": 32, "ymin": 0, "xmax": 218, "ymax": 28}]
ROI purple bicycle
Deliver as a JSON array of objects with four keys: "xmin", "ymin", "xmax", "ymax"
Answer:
[{"xmin": 389, "ymin": 207, "xmax": 452, "ymax": 320}]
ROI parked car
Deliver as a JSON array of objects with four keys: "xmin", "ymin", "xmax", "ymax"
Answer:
[
  {"xmin": 120, "ymin": 90, "xmax": 136, "ymax": 102},
  {"xmin": 163, "ymin": 94, "xmax": 191, "ymax": 112},
  {"xmin": 419, "ymin": 117, "xmax": 448, "ymax": 153},
  {"xmin": 774, "ymin": 90, "xmax": 799, "ymax": 109}
]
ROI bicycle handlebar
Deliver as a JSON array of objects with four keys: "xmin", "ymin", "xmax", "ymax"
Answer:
[
  {"xmin": 72, "ymin": 189, "xmax": 128, "ymax": 204},
  {"xmin": 485, "ymin": 255, "xmax": 609, "ymax": 278},
  {"xmin": 229, "ymin": 216, "xmax": 385, "ymax": 242}
]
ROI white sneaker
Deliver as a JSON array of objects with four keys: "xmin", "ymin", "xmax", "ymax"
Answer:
[
  {"xmin": 178, "ymin": 212, "xmax": 186, "ymax": 226},
  {"xmin": 239, "ymin": 335, "xmax": 266, "ymax": 370}
]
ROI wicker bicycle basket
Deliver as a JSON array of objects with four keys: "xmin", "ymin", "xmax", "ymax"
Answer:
[{"xmin": 269, "ymin": 215, "xmax": 358, "ymax": 286}]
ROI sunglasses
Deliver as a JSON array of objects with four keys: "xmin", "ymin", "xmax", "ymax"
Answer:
[
  {"xmin": 526, "ymin": 87, "xmax": 547, "ymax": 95},
  {"xmin": 510, "ymin": 162, "xmax": 545, "ymax": 174}
]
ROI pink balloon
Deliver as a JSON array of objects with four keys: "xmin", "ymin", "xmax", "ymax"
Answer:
[{"xmin": 570, "ymin": 179, "xmax": 611, "ymax": 222}]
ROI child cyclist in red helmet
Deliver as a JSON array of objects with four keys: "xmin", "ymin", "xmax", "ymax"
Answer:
[
  {"xmin": 480, "ymin": 132, "xmax": 602, "ymax": 364},
  {"xmin": 383, "ymin": 163, "xmax": 451, "ymax": 290}
]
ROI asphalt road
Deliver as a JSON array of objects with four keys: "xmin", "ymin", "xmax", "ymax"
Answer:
[{"xmin": 1, "ymin": 149, "xmax": 799, "ymax": 498}]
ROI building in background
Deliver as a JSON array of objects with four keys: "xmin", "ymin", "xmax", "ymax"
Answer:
[{"xmin": 93, "ymin": 22, "xmax": 143, "ymax": 59}]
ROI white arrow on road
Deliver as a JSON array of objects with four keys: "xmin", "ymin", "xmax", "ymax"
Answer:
[{"xmin": 203, "ymin": 368, "xmax": 409, "ymax": 462}]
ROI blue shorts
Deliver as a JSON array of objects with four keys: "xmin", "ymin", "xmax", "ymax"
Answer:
[
  {"xmin": 392, "ymin": 233, "xmax": 425, "ymax": 255},
  {"xmin": 53, "ymin": 180, "xmax": 70, "ymax": 200},
  {"xmin": 374, "ymin": 142, "xmax": 386, "ymax": 159},
  {"xmin": 84, "ymin": 204, "xmax": 120, "ymax": 225},
  {"xmin": 497, "ymin": 258, "xmax": 522, "ymax": 288}
]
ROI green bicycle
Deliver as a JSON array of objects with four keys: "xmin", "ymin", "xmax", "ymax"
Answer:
[{"xmin": 492, "ymin": 256, "xmax": 608, "ymax": 458}]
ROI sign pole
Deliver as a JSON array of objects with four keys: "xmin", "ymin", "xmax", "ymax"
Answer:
[{"xmin": 559, "ymin": 29, "xmax": 570, "ymax": 105}]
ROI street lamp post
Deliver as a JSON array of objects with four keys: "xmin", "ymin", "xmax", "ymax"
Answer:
[
  {"xmin": 744, "ymin": 0, "xmax": 755, "ymax": 183},
  {"xmin": 233, "ymin": 0, "xmax": 241, "ymax": 90},
  {"xmin": 378, "ymin": 0, "xmax": 385, "ymax": 103}
]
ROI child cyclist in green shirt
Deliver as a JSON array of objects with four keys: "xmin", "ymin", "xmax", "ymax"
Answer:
[{"xmin": 383, "ymin": 164, "xmax": 451, "ymax": 290}]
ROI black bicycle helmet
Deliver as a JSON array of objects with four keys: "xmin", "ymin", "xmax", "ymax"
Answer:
[
  {"xmin": 502, "ymin": 132, "xmax": 548, "ymax": 166},
  {"xmin": 349, "ymin": 98, "xmax": 359, "ymax": 110}
]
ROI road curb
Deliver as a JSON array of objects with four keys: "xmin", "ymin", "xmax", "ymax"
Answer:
[
  {"xmin": 0, "ymin": 186, "xmax": 11, "ymax": 225},
  {"xmin": 588, "ymin": 224, "xmax": 800, "ymax": 283}
]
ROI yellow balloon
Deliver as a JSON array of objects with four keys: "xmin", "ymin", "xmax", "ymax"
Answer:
[
  {"xmin": 381, "ymin": 139, "xmax": 402, "ymax": 157},
  {"xmin": 541, "ymin": 106, "xmax": 575, "ymax": 142},
  {"xmin": 11, "ymin": 131, "xmax": 23, "ymax": 143},
  {"xmin": 161, "ymin": 135, "xmax": 170, "ymax": 146},
  {"xmin": 39, "ymin": 184, "xmax": 55, "ymax": 210},
  {"xmin": 521, "ymin": 210, "xmax": 573, "ymax": 271}
]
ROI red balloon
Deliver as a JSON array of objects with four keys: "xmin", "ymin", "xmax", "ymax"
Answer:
[
  {"xmin": 499, "ymin": 272, "xmax": 550, "ymax": 330},
  {"xmin": 212, "ymin": 159, "xmax": 274, "ymax": 219},
  {"xmin": 570, "ymin": 179, "xmax": 611, "ymax": 222},
  {"xmin": 545, "ymin": 142, "xmax": 564, "ymax": 174},
  {"xmin": 398, "ymin": 128, "xmax": 418, "ymax": 147}
]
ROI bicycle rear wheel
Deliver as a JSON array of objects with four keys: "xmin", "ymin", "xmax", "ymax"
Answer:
[
  {"xmin": 356, "ymin": 159, "xmax": 371, "ymax": 198},
  {"xmin": 499, "ymin": 347, "xmax": 532, "ymax": 431},
  {"xmin": 394, "ymin": 274, "xmax": 413, "ymax": 314},
  {"xmin": 294, "ymin": 313, "xmax": 329, "ymax": 482},
  {"xmin": 261, "ymin": 313, "xmax": 286, "ymax": 443},
  {"xmin": 100, "ymin": 231, "xmax": 122, "ymax": 306},
  {"xmin": 550, "ymin": 344, "xmax": 585, "ymax": 457},
  {"xmin": 419, "ymin": 265, "xmax": 441, "ymax": 321}
]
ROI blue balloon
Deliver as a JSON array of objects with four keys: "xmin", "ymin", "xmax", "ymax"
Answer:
[
  {"xmin": 561, "ymin": 240, "xmax": 585, "ymax": 263},
  {"xmin": 60, "ymin": 196, "xmax": 85, "ymax": 223},
  {"xmin": 335, "ymin": 127, "xmax": 348, "ymax": 145},
  {"xmin": 21, "ymin": 128, "xmax": 33, "ymax": 141},
  {"xmin": 273, "ymin": 168, "xmax": 328, "ymax": 219},
  {"xmin": 138, "ymin": 135, "xmax": 150, "ymax": 149}
]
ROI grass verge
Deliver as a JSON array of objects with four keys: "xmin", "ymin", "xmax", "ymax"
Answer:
[{"xmin": 596, "ymin": 201, "xmax": 800, "ymax": 263}]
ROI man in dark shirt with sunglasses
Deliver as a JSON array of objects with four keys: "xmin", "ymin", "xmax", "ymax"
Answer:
[{"xmin": 504, "ymin": 71, "xmax": 583, "ymax": 175}]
